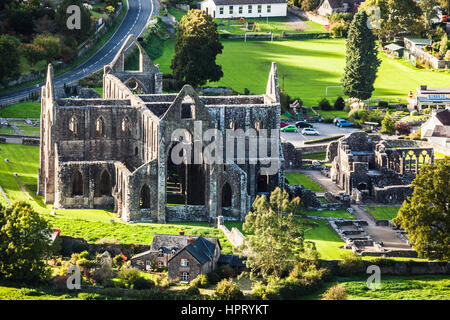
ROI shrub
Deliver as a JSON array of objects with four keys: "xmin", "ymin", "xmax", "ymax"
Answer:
[
  {"xmin": 321, "ymin": 284, "xmax": 347, "ymax": 300},
  {"xmin": 395, "ymin": 122, "xmax": 412, "ymax": 135},
  {"xmin": 330, "ymin": 20, "xmax": 349, "ymax": 38},
  {"xmin": 337, "ymin": 254, "xmax": 364, "ymax": 276},
  {"xmin": 186, "ymin": 285, "xmax": 201, "ymax": 296},
  {"xmin": 113, "ymin": 255, "xmax": 124, "ymax": 268},
  {"xmin": 207, "ymin": 271, "xmax": 221, "ymax": 285},
  {"xmin": 334, "ymin": 96, "xmax": 345, "ymax": 110},
  {"xmin": 132, "ymin": 277, "xmax": 155, "ymax": 290},
  {"xmin": 378, "ymin": 101, "xmax": 389, "ymax": 108},
  {"xmin": 213, "ymin": 279, "xmax": 244, "ymax": 300},
  {"xmin": 318, "ymin": 98, "xmax": 331, "ymax": 111},
  {"xmin": 279, "ymin": 88, "xmax": 291, "ymax": 113},
  {"xmin": 411, "ymin": 111, "xmax": 418, "ymax": 116},
  {"xmin": 118, "ymin": 266, "xmax": 141, "ymax": 287},
  {"xmin": 218, "ymin": 265, "xmax": 235, "ymax": 279},
  {"xmin": 191, "ymin": 274, "xmax": 208, "ymax": 288}
]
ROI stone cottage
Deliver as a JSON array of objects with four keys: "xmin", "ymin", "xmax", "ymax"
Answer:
[
  {"xmin": 38, "ymin": 34, "xmax": 285, "ymax": 223},
  {"xmin": 130, "ymin": 231, "xmax": 221, "ymax": 282}
]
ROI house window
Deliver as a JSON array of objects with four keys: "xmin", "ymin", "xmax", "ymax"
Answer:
[
  {"xmin": 229, "ymin": 6, "xmax": 233, "ymax": 14},
  {"xmin": 258, "ymin": 5, "xmax": 262, "ymax": 13},
  {"xmin": 145, "ymin": 260, "xmax": 150, "ymax": 271},
  {"xmin": 158, "ymin": 248, "xmax": 164, "ymax": 257},
  {"xmin": 248, "ymin": 5, "xmax": 252, "ymax": 14},
  {"xmin": 158, "ymin": 261, "xmax": 164, "ymax": 268},
  {"xmin": 239, "ymin": 6, "xmax": 243, "ymax": 14},
  {"xmin": 181, "ymin": 259, "xmax": 189, "ymax": 267},
  {"xmin": 181, "ymin": 272, "xmax": 189, "ymax": 282},
  {"xmin": 219, "ymin": 6, "xmax": 223, "ymax": 15},
  {"xmin": 267, "ymin": 5, "xmax": 271, "ymax": 13}
]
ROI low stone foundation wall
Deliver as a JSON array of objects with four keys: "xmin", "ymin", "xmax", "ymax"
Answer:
[
  {"xmin": 166, "ymin": 205, "xmax": 208, "ymax": 222},
  {"xmin": 373, "ymin": 185, "xmax": 412, "ymax": 204}
]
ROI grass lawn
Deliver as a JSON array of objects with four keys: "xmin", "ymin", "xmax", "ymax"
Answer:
[
  {"xmin": 303, "ymin": 152, "xmax": 326, "ymax": 161},
  {"xmin": 285, "ymin": 172, "xmax": 324, "ymax": 192},
  {"xmin": 304, "ymin": 209, "xmax": 354, "ymax": 220},
  {"xmin": 93, "ymin": 87, "xmax": 103, "ymax": 97},
  {"xmin": 365, "ymin": 206, "xmax": 400, "ymax": 220},
  {"xmin": 0, "ymin": 102, "xmax": 41, "ymax": 119},
  {"xmin": 154, "ymin": 38, "xmax": 450, "ymax": 107},
  {"xmin": 167, "ymin": 6, "xmax": 186, "ymax": 22},
  {"xmin": 216, "ymin": 16, "xmax": 325, "ymax": 35},
  {"xmin": 0, "ymin": 144, "xmax": 234, "ymax": 254}
]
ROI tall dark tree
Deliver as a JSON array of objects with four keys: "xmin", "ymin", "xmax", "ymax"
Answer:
[
  {"xmin": 0, "ymin": 35, "xmax": 21, "ymax": 86},
  {"xmin": 393, "ymin": 157, "xmax": 450, "ymax": 261},
  {"xmin": 341, "ymin": 11, "xmax": 380, "ymax": 100},
  {"xmin": 171, "ymin": 9, "xmax": 223, "ymax": 88}
]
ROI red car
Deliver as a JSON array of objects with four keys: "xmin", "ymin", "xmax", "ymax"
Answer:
[{"xmin": 280, "ymin": 121, "xmax": 289, "ymax": 128}]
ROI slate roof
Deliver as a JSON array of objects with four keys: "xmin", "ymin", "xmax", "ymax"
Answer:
[
  {"xmin": 150, "ymin": 234, "xmax": 221, "ymax": 252},
  {"xmin": 436, "ymin": 109, "xmax": 450, "ymax": 126},
  {"xmin": 184, "ymin": 237, "xmax": 217, "ymax": 264},
  {"xmin": 211, "ymin": 0, "xmax": 287, "ymax": 5}
]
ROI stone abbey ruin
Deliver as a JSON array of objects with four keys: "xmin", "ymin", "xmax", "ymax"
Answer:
[
  {"xmin": 327, "ymin": 131, "xmax": 434, "ymax": 204},
  {"xmin": 38, "ymin": 35, "xmax": 285, "ymax": 223}
]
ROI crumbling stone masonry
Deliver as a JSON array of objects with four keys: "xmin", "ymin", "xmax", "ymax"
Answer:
[
  {"xmin": 328, "ymin": 132, "xmax": 433, "ymax": 204},
  {"xmin": 38, "ymin": 35, "xmax": 285, "ymax": 223}
]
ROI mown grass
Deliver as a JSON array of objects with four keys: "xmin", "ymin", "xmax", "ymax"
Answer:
[
  {"xmin": 0, "ymin": 144, "xmax": 234, "ymax": 254},
  {"xmin": 304, "ymin": 209, "xmax": 354, "ymax": 220},
  {"xmin": 0, "ymin": 102, "xmax": 41, "ymax": 119},
  {"xmin": 285, "ymin": 172, "xmax": 324, "ymax": 192},
  {"xmin": 154, "ymin": 38, "xmax": 450, "ymax": 107},
  {"xmin": 365, "ymin": 206, "xmax": 400, "ymax": 220},
  {"xmin": 303, "ymin": 152, "xmax": 326, "ymax": 161}
]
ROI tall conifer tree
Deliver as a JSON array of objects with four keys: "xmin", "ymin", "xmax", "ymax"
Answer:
[{"xmin": 341, "ymin": 11, "xmax": 380, "ymax": 100}]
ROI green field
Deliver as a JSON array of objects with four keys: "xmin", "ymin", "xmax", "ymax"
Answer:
[
  {"xmin": 0, "ymin": 102, "xmax": 41, "ymax": 119},
  {"xmin": 304, "ymin": 209, "xmax": 355, "ymax": 220},
  {"xmin": 365, "ymin": 206, "xmax": 401, "ymax": 220},
  {"xmin": 303, "ymin": 152, "xmax": 326, "ymax": 161},
  {"xmin": 285, "ymin": 172, "xmax": 324, "ymax": 192},
  {"xmin": 154, "ymin": 38, "xmax": 450, "ymax": 107},
  {"xmin": 0, "ymin": 144, "xmax": 234, "ymax": 254}
]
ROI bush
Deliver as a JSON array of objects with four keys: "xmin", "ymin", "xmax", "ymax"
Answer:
[
  {"xmin": 395, "ymin": 122, "xmax": 412, "ymax": 135},
  {"xmin": 207, "ymin": 271, "xmax": 221, "ymax": 285},
  {"xmin": 334, "ymin": 96, "xmax": 345, "ymax": 110},
  {"xmin": 118, "ymin": 266, "xmax": 141, "ymax": 287},
  {"xmin": 321, "ymin": 284, "xmax": 347, "ymax": 300},
  {"xmin": 330, "ymin": 20, "xmax": 349, "ymax": 38},
  {"xmin": 279, "ymin": 88, "xmax": 291, "ymax": 113},
  {"xmin": 185, "ymin": 285, "xmax": 201, "ymax": 296},
  {"xmin": 378, "ymin": 101, "xmax": 389, "ymax": 108},
  {"xmin": 113, "ymin": 255, "xmax": 124, "ymax": 268},
  {"xmin": 337, "ymin": 254, "xmax": 364, "ymax": 276},
  {"xmin": 218, "ymin": 265, "xmax": 235, "ymax": 279},
  {"xmin": 318, "ymin": 98, "xmax": 331, "ymax": 111},
  {"xmin": 213, "ymin": 279, "xmax": 244, "ymax": 300},
  {"xmin": 191, "ymin": 274, "xmax": 208, "ymax": 288},
  {"xmin": 132, "ymin": 277, "xmax": 155, "ymax": 290}
]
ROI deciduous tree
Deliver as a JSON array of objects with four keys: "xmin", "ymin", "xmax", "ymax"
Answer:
[
  {"xmin": 238, "ymin": 188, "xmax": 315, "ymax": 280},
  {"xmin": 171, "ymin": 9, "xmax": 223, "ymax": 88},
  {"xmin": 393, "ymin": 158, "xmax": 450, "ymax": 261},
  {"xmin": 0, "ymin": 35, "xmax": 21, "ymax": 86},
  {"xmin": 0, "ymin": 202, "xmax": 52, "ymax": 283}
]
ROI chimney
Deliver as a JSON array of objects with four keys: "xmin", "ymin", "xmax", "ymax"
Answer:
[
  {"xmin": 187, "ymin": 236, "xmax": 195, "ymax": 245},
  {"xmin": 179, "ymin": 229, "xmax": 185, "ymax": 236}
]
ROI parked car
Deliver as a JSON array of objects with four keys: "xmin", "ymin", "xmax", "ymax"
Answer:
[
  {"xmin": 295, "ymin": 121, "xmax": 313, "ymax": 128},
  {"xmin": 333, "ymin": 117, "xmax": 345, "ymax": 126},
  {"xmin": 336, "ymin": 119, "xmax": 354, "ymax": 127},
  {"xmin": 280, "ymin": 120, "xmax": 290, "ymax": 128},
  {"xmin": 302, "ymin": 128, "xmax": 319, "ymax": 135},
  {"xmin": 281, "ymin": 125, "xmax": 298, "ymax": 133}
]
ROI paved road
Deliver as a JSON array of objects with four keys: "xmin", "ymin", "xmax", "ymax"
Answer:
[
  {"xmin": 281, "ymin": 123, "xmax": 359, "ymax": 148},
  {"xmin": 0, "ymin": 0, "xmax": 158, "ymax": 104}
]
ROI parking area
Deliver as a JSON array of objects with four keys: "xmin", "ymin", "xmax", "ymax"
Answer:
[{"xmin": 280, "ymin": 123, "xmax": 359, "ymax": 148}]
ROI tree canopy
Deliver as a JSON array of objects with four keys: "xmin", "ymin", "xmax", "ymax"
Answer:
[
  {"xmin": 171, "ymin": 9, "xmax": 223, "ymax": 88},
  {"xmin": 238, "ymin": 187, "xmax": 318, "ymax": 280},
  {"xmin": 0, "ymin": 35, "xmax": 21, "ymax": 87},
  {"xmin": 0, "ymin": 202, "xmax": 53, "ymax": 283},
  {"xmin": 393, "ymin": 157, "xmax": 450, "ymax": 261}
]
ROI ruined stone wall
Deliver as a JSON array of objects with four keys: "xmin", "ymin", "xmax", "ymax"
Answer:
[{"xmin": 373, "ymin": 185, "xmax": 413, "ymax": 204}]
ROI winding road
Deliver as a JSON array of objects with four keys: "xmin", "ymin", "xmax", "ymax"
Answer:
[{"xmin": 0, "ymin": 0, "xmax": 158, "ymax": 104}]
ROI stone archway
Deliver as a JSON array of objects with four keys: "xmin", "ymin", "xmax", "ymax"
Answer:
[
  {"xmin": 221, "ymin": 182, "xmax": 233, "ymax": 208},
  {"xmin": 100, "ymin": 170, "xmax": 111, "ymax": 196}
]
